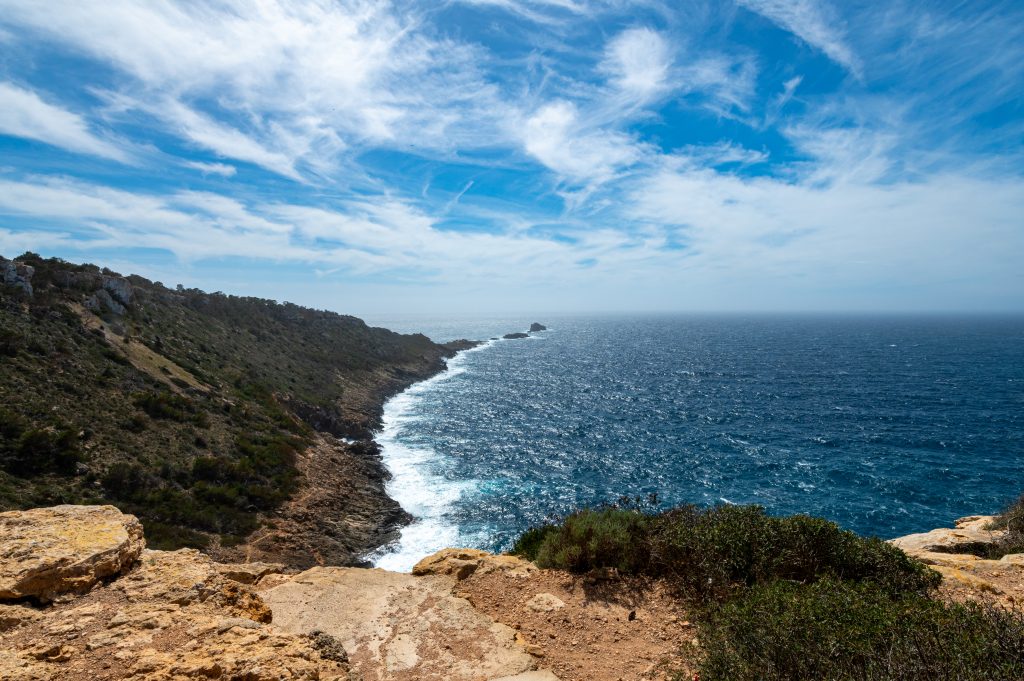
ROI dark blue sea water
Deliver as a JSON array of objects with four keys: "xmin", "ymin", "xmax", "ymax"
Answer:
[{"xmin": 361, "ymin": 315, "xmax": 1024, "ymax": 571}]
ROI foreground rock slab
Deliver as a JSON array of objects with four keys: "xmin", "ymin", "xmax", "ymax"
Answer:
[
  {"xmin": 0, "ymin": 505, "xmax": 144, "ymax": 602},
  {"xmin": 0, "ymin": 546, "xmax": 352, "ymax": 681},
  {"xmin": 261, "ymin": 566, "xmax": 540, "ymax": 681}
]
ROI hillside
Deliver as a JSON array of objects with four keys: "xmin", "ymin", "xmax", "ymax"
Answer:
[{"xmin": 0, "ymin": 252, "xmax": 471, "ymax": 563}]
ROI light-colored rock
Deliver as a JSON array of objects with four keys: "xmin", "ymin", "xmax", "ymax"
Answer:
[
  {"xmin": 0, "ymin": 505, "xmax": 144, "ymax": 602},
  {"xmin": 0, "ymin": 510, "xmax": 352, "ymax": 681},
  {"xmin": 0, "ymin": 604, "xmax": 43, "ymax": 632},
  {"xmin": 261, "ymin": 565, "xmax": 537, "ymax": 681},
  {"xmin": 525, "ymin": 593, "xmax": 565, "ymax": 613},
  {"xmin": 413, "ymin": 548, "xmax": 537, "ymax": 580},
  {"xmin": 889, "ymin": 515, "xmax": 1003, "ymax": 556},
  {"xmin": 116, "ymin": 548, "xmax": 272, "ymax": 622},
  {"xmin": 101, "ymin": 275, "xmax": 134, "ymax": 306},
  {"xmin": 0, "ymin": 257, "xmax": 34, "ymax": 296},
  {"xmin": 215, "ymin": 560, "xmax": 286, "ymax": 585},
  {"xmin": 999, "ymin": 553, "xmax": 1024, "ymax": 565},
  {"xmin": 85, "ymin": 287, "xmax": 126, "ymax": 315}
]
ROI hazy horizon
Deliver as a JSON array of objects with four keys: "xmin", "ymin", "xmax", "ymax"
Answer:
[{"xmin": 1, "ymin": 1, "xmax": 1022, "ymax": 315}]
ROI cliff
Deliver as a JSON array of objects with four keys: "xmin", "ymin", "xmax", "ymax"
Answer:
[
  {"xmin": 0, "ymin": 505, "xmax": 692, "ymax": 681},
  {"xmin": 0, "ymin": 253, "xmax": 473, "ymax": 566},
  {"xmin": 3, "ymin": 504, "xmax": 1024, "ymax": 680}
]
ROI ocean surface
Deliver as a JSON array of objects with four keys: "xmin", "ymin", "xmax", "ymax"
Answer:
[{"xmin": 359, "ymin": 315, "xmax": 1024, "ymax": 571}]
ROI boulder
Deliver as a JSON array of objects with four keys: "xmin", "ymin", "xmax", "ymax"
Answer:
[
  {"xmin": 413, "ymin": 548, "xmax": 537, "ymax": 580},
  {"xmin": 529, "ymin": 323, "xmax": 547, "ymax": 332},
  {"xmin": 503, "ymin": 332, "xmax": 529, "ymax": 340},
  {"xmin": 0, "ymin": 505, "xmax": 144, "ymax": 602},
  {"xmin": 525, "ymin": 593, "xmax": 565, "ymax": 613},
  {"xmin": 84, "ymin": 288, "xmax": 126, "ymax": 316},
  {"xmin": 890, "ymin": 515, "xmax": 1003, "ymax": 556},
  {"xmin": 0, "ymin": 257, "xmax": 34, "ymax": 296},
  {"xmin": 101, "ymin": 275, "xmax": 134, "ymax": 307}
]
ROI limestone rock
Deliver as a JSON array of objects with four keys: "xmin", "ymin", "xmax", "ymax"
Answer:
[
  {"xmin": 889, "ymin": 515, "xmax": 1002, "ymax": 556},
  {"xmin": 0, "ymin": 604, "xmax": 43, "ymax": 632},
  {"xmin": 0, "ymin": 505, "xmax": 144, "ymax": 602},
  {"xmin": 413, "ymin": 548, "xmax": 537, "ymax": 580},
  {"xmin": 529, "ymin": 323, "xmax": 547, "ymax": 332},
  {"xmin": 261, "ymin": 565, "xmax": 537, "ymax": 681},
  {"xmin": 101, "ymin": 275, "xmax": 134, "ymax": 306},
  {"xmin": 525, "ymin": 593, "xmax": 565, "ymax": 613},
  {"xmin": 215, "ymin": 560, "xmax": 286, "ymax": 585},
  {"xmin": 85, "ymin": 288, "xmax": 126, "ymax": 316},
  {"xmin": 999, "ymin": 553, "xmax": 1024, "ymax": 565},
  {"xmin": 0, "ymin": 257, "xmax": 34, "ymax": 296},
  {"xmin": 116, "ymin": 549, "xmax": 272, "ymax": 622},
  {"xmin": 0, "ymin": 510, "xmax": 351, "ymax": 681}
]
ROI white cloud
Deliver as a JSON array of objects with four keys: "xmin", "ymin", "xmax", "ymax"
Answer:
[
  {"xmin": 603, "ymin": 28, "xmax": 671, "ymax": 100},
  {"xmin": 626, "ymin": 159, "xmax": 1024, "ymax": 308},
  {"xmin": 0, "ymin": 0, "xmax": 504, "ymax": 180},
  {"xmin": 736, "ymin": 0, "xmax": 861, "ymax": 76},
  {"xmin": 521, "ymin": 100, "xmax": 645, "ymax": 186},
  {"xmin": 0, "ymin": 82, "xmax": 128, "ymax": 161},
  {"xmin": 184, "ymin": 161, "xmax": 237, "ymax": 177}
]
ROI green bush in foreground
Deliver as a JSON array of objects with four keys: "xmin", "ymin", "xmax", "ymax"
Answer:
[
  {"xmin": 696, "ymin": 578, "xmax": 1024, "ymax": 681},
  {"xmin": 513, "ymin": 503, "xmax": 1019, "ymax": 680},
  {"xmin": 514, "ymin": 504, "xmax": 938, "ymax": 599}
]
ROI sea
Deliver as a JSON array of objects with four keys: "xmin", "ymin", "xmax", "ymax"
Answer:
[{"xmin": 358, "ymin": 315, "xmax": 1024, "ymax": 572}]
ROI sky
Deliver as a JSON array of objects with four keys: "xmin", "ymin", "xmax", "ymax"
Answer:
[{"xmin": 0, "ymin": 0, "xmax": 1022, "ymax": 316}]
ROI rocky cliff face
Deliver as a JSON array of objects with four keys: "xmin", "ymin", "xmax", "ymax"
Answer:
[
  {"xmin": 0, "ymin": 505, "xmax": 698, "ymax": 681},
  {"xmin": 0, "ymin": 505, "xmax": 353, "ymax": 681},
  {"xmin": 0, "ymin": 253, "xmax": 474, "ymax": 565}
]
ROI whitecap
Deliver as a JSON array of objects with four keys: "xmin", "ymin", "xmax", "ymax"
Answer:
[{"xmin": 368, "ymin": 340, "xmax": 496, "ymax": 572}]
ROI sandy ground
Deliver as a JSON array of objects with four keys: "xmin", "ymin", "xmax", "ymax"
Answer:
[{"xmin": 458, "ymin": 568, "xmax": 697, "ymax": 681}]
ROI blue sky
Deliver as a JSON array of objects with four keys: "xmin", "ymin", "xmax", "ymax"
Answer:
[{"xmin": 0, "ymin": 0, "xmax": 1022, "ymax": 315}]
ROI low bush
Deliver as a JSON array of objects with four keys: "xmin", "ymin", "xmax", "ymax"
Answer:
[
  {"xmin": 516, "ymin": 503, "xmax": 938, "ymax": 599},
  {"xmin": 532, "ymin": 508, "xmax": 655, "ymax": 574},
  {"xmin": 1, "ymin": 425, "xmax": 81, "ymax": 476},
  {"xmin": 696, "ymin": 578, "xmax": 1024, "ymax": 681},
  {"xmin": 132, "ymin": 390, "xmax": 202, "ymax": 424}
]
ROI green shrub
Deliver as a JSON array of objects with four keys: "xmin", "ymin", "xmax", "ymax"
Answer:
[
  {"xmin": 511, "ymin": 524, "xmax": 557, "ymax": 560},
  {"xmin": 517, "ymin": 503, "xmax": 938, "ymax": 599},
  {"xmin": 532, "ymin": 508, "xmax": 655, "ymax": 573},
  {"xmin": 695, "ymin": 578, "xmax": 1024, "ymax": 681},
  {"xmin": 650, "ymin": 505, "xmax": 939, "ymax": 599},
  {"xmin": 2, "ymin": 427, "xmax": 81, "ymax": 476}
]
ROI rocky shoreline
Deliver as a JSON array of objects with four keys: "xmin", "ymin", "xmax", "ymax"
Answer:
[
  {"xmin": 3, "ymin": 504, "xmax": 1022, "ymax": 681},
  {"xmin": 216, "ymin": 337, "xmax": 485, "ymax": 569}
]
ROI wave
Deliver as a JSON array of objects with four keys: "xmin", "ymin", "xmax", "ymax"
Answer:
[{"xmin": 368, "ymin": 340, "xmax": 496, "ymax": 571}]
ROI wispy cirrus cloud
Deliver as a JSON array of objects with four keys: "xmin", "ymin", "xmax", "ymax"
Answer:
[
  {"xmin": 183, "ymin": 161, "xmax": 237, "ymax": 178},
  {"xmin": 0, "ymin": 0, "xmax": 1021, "ymax": 313},
  {"xmin": 0, "ymin": 0, "xmax": 504, "ymax": 180},
  {"xmin": 0, "ymin": 82, "xmax": 130, "ymax": 162},
  {"xmin": 735, "ymin": 0, "xmax": 861, "ymax": 77}
]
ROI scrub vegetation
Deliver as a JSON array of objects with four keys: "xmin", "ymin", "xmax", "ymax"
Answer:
[
  {"xmin": 0, "ymin": 253, "xmax": 451, "ymax": 549},
  {"xmin": 514, "ymin": 502, "xmax": 1024, "ymax": 681}
]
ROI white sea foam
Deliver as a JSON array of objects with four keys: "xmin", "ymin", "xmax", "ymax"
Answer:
[{"xmin": 368, "ymin": 341, "xmax": 495, "ymax": 572}]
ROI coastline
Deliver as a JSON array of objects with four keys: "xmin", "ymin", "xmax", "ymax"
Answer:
[
  {"xmin": 217, "ymin": 338, "xmax": 483, "ymax": 569},
  {"xmin": 370, "ymin": 338, "xmax": 499, "ymax": 570}
]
